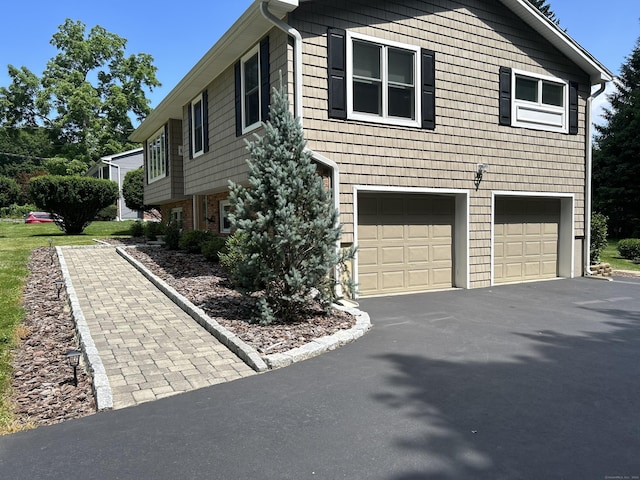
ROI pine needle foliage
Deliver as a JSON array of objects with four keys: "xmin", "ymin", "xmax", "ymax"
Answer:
[{"xmin": 227, "ymin": 86, "xmax": 353, "ymax": 324}]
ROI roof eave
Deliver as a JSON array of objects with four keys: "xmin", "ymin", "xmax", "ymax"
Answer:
[{"xmin": 131, "ymin": 0, "xmax": 298, "ymax": 142}]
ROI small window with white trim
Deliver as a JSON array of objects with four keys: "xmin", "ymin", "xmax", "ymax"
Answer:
[
  {"xmin": 219, "ymin": 200, "xmax": 232, "ymax": 234},
  {"xmin": 241, "ymin": 46, "xmax": 261, "ymax": 132},
  {"xmin": 347, "ymin": 32, "xmax": 421, "ymax": 127},
  {"xmin": 189, "ymin": 93, "xmax": 205, "ymax": 158},
  {"xmin": 512, "ymin": 70, "xmax": 568, "ymax": 133},
  {"xmin": 146, "ymin": 126, "xmax": 166, "ymax": 184},
  {"xmin": 170, "ymin": 208, "xmax": 183, "ymax": 224}
]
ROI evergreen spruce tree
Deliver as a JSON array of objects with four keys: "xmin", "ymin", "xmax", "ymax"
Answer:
[
  {"xmin": 593, "ymin": 34, "xmax": 640, "ymax": 237},
  {"xmin": 227, "ymin": 85, "xmax": 353, "ymax": 324},
  {"xmin": 529, "ymin": 0, "xmax": 560, "ymax": 25}
]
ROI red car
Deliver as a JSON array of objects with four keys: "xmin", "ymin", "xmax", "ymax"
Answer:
[{"xmin": 25, "ymin": 212, "xmax": 54, "ymax": 224}]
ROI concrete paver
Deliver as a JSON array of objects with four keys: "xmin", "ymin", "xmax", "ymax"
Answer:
[{"xmin": 60, "ymin": 246, "xmax": 255, "ymax": 409}]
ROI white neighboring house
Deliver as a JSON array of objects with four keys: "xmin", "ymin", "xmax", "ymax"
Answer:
[{"xmin": 87, "ymin": 148, "xmax": 144, "ymax": 221}]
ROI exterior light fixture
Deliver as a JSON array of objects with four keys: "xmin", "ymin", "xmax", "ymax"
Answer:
[
  {"xmin": 65, "ymin": 350, "xmax": 82, "ymax": 387},
  {"xmin": 55, "ymin": 281, "xmax": 64, "ymax": 299},
  {"xmin": 474, "ymin": 163, "xmax": 489, "ymax": 191}
]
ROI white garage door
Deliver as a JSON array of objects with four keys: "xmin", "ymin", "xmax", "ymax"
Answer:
[
  {"xmin": 357, "ymin": 194, "xmax": 455, "ymax": 297},
  {"xmin": 494, "ymin": 197, "xmax": 560, "ymax": 284}
]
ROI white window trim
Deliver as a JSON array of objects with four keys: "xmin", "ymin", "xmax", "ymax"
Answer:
[
  {"xmin": 346, "ymin": 31, "xmax": 421, "ymax": 128},
  {"xmin": 146, "ymin": 126, "xmax": 167, "ymax": 184},
  {"xmin": 219, "ymin": 199, "xmax": 232, "ymax": 234},
  {"xmin": 190, "ymin": 93, "xmax": 204, "ymax": 158},
  {"xmin": 170, "ymin": 207, "xmax": 183, "ymax": 224},
  {"xmin": 240, "ymin": 45, "xmax": 263, "ymax": 135},
  {"xmin": 511, "ymin": 69, "xmax": 568, "ymax": 134}
]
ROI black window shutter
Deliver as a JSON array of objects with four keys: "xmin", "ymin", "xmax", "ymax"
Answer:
[
  {"xmin": 569, "ymin": 81, "xmax": 579, "ymax": 135},
  {"xmin": 260, "ymin": 36, "xmax": 270, "ymax": 122},
  {"xmin": 234, "ymin": 62, "xmax": 242, "ymax": 137},
  {"xmin": 327, "ymin": 28, "xmax": 347, "ymax": 119},
  {"xmin": 202, "ymin": 89, "xmax": 210, "ymax": 152},
  {"xmin": 187, "ymin": 103, "xmax": 193, "ymax": 159},
  {"xmin": 164, "ymin": 124, "xmax": 169, "ymax": 174},
  {"xmin": 499, "ymin": 67, "xmax": 512, "ymax": 126},
  {"xmin": 421, "ymin": 49, "xmax": 436, "ymax": 130},
  {"xmin": 143, "ymin": 140, "xmax": 148, "ymax": 184}
]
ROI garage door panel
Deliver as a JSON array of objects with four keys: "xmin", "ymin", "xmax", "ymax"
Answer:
[
  {"xmin": 494, "ymin": 197, "xmax": 560, "ymax": 284},
  {"xmin": 408, "ymin": 246, "xmax": 429, "ymax": 262},
  {"xmin": 381, "ymin": 246, "xmax": 404, "ymax": 265},
  {"xmin": 358, "ymin": 193, "xmax": 455, "ymax": 296}
]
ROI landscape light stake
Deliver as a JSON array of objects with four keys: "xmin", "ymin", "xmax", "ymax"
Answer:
[
  {"xmin": 55, "ymin": 281, "xmax": 64, "ymax": 299},
  {"xmin": 65, "ymin": 350, "xmax": 82, "ymax": 387}
]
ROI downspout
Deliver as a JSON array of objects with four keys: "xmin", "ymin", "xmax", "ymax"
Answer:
[
  {"xmin": 584, "ymin": 81, "xmax": 607, "ymax": 275},
  {"xmin": 101, "ymin": 160, "xmax": 122, "ymax": 221},
  {"xmin": 260, "ymin": 0, "xmax": 303, "ymax": 125}
]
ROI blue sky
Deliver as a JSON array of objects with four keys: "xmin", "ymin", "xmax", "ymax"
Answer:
[{"xmin": 0, "ymin": 0, "xmax": 638, "ymax": 123}]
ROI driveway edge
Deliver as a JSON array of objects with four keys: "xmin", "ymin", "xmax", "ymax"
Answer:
[{"xmin": 116, "ymin": 246, "xmax": 371, "ymax": 371}]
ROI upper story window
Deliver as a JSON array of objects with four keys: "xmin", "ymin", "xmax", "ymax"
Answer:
[
  {"xmin": 189, "ymin": 92, "xmax": 208, "ymax": 158},
  {"xmin": 235, "ymin": 37, "xmax": 270, "ymax": 136},
  {"xmin": 147, "ymin": 126, "xmax": 166, "ymax": 184},
  {"xmin": 511, "ymin": 69, "xmax": 568, "ymax": 133},
  {"xmin": 347, "ymin": 33, "xmax": 421, "ymax": 128}
]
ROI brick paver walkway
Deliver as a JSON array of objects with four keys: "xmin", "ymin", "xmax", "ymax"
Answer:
[{"xmin": 60, "ymin": 246, "xmax": 255, "ymax": 409}]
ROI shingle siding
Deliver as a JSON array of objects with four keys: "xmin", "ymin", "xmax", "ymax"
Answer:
[
  {"xmin": 289, "ymin": 0, "xmax": 589, "ymax": 287},
  {"xmin": 145, "ymin": 119, "xmax": 186, "ymax": 205}
]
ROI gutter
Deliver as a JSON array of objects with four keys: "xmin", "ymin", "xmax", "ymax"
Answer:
[
  {"xmin": 584, "ymin": 81, "xmax": 607, "ymax": 275},
  {"xmin": 260, "ymin": 0, "xmax": 303, "ymax": 125}
]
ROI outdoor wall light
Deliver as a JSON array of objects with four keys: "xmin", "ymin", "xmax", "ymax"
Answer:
[
  {"xmin": 65, "ymin": 350, "xmax": 82, "ymax": 387},
  {"xmin": 474, "ymin": 163, "xmax": 489, "ymax": 191}
]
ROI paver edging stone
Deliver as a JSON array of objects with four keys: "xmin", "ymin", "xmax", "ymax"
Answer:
[
  {"xmin": 116, "ymin": 246, "xmax": 371, "ymax": 371},
  {"xmin": 56, "ymin": 246, "xmax": 114, "ymax": 411}
]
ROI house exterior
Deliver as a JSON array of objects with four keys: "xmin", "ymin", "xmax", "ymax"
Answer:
[
  {"xmin": 87, "ymin": 148, "xmax": 144, "ymax": 221},
  {"xmin": 130, "ymin": 0, "xmax": 613, "ymax": 297}
]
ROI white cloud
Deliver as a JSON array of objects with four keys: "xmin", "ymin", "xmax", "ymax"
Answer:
[{"xmin": 591, "ymin": 80, "xmax": 619, "ymax": 127}]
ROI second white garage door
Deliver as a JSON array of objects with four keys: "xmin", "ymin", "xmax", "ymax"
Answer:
[
  {"xmin": 357, "ymin": 193, "xmax": 455, "ymax": 297},
  {"xmin": 493, "ymin": 197, "xmax": 561, "ymax": 284}
]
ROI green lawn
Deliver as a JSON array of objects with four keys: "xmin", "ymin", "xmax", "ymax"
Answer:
[
  {"xmin": 599, "ymin": 239, "xmax": 640, "ymax": 272},
  {"xmin": 0, "ymin": 220, "xmax": 133, "ymax": 433}
]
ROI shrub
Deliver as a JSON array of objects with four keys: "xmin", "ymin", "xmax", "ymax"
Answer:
[
  {"xmin": 163, "ymin": 221, "xmax": 182, "ymax": 250},
  {"xmin": 201, "ymin": 236, "xmax": 228, "ymax": 262},
  {"xmin": 0, "ymin": 176, "xmax": 21, "ymax": 207},
  {"xmin": 179, "ymin": 230, "xmax": 213, "ymax": 254},
  {"xmin": 0, "ymin": 203, "xmax": 37, "ymax": 219},
  {"xmin": 96, "ymin": 204, "xmax": 117, "ymax": 221},
  {"xmin": 590, "ymin": 213, "xmax": 608, "ymax": 264},
  {"xmin": 129, "ymin": 221, "xmax": 145, "ymax": 237},
  {"xmin": 143, "ymin": 221, "xmax": 164, "ymax": 241},
  {"xmin": 122, "ymin": 168, "xmax": 157, "ymax": 216},
  {"xmin": 219, "ymin": 232, "xmax": 254, "ymax": 287},
  {"xmin": 29, "ymin": 175, "xmax": 119, "ymax": 234},
  {"xmin": 617, "ymin": 238, "xmax": 640, "ymax": 262}
]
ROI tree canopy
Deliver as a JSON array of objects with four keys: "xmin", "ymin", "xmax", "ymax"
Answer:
[
  {"xmin": 593, "ymin": 34, "xmax": 640, "ymax": 237},
  {"xmin": 0, "ymin": 19, "xmax": 159, "ymax": 164}
]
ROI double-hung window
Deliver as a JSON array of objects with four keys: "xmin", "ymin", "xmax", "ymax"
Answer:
[
  {"xmin": 146, "ymin": 126, "xmax": 166, "ymax": 184},
  {"xmin": 511, "ymin": 69, "xmax": 568, "ymax": 133},
  {"xmin": 242, "ymin": 48, "xmax": 261, "ymax": 130},
  {"xmin": 347, "ymin": 33, "xmax": 421, "ymax": 127},
  {"xmin": 189, "ymin": 92, "xmax": 207, "ymax": 158},
  {"xmin": 235, "ymin": 37, "xmax": 269, "ymax": 136}
]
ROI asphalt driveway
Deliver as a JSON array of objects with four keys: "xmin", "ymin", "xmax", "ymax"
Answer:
[{"xmin": 1, "ymin": 277, "xmax": 639, "ymax": 479}]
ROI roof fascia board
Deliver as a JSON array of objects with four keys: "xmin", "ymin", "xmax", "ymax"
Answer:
[{"xmin": 499, "ymin": 0, "xmax": 613, "ymax": 83}]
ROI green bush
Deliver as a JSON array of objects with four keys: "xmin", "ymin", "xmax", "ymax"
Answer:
[
  {"xmin": 178, "ymin": 230, "xmax": 212, "ymax": 254},
  {"xmin": 201, "ymin": 236, "xmax": 228, "ymax": 262},
  {"xmin": 129, "ymin": 221, "xmax": 145, "ymax": 237},
  {"xmin": 0, "ymin": 204, "xmax": 37, "ymax": 219},
  {"xmin": 29, "ymin": 175, "xmax": 119, "ymax": 234},
  {"xmin": 617, "ymin": 238, "xmax": 640, "ymax": 262},
  {"xmin": 163, "ymin": 221, "xmax": 182, "ymax": 250},
  {"xmin": 96, "ymin": 204, "xmax": 117, "ymax": 221},
  {"xmin": 590, "ymin": 212, "xmax": 608, "ymax": 264},
  {"xmin": 0, "ymin": 176, "xmax": 21, "ymax": 207},
  {"xmin": 143, "ymin": 221, "xmax": 164, "ymax": 241}
]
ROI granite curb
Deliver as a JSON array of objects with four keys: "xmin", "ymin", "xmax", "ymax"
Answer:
[
  {"xmin": 116, "ymin": 246, "xmax": 372, "ymax": 371},
  {"xmin": 56, "ymin": 246, "xmax": 114, "ymax": 411}
]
